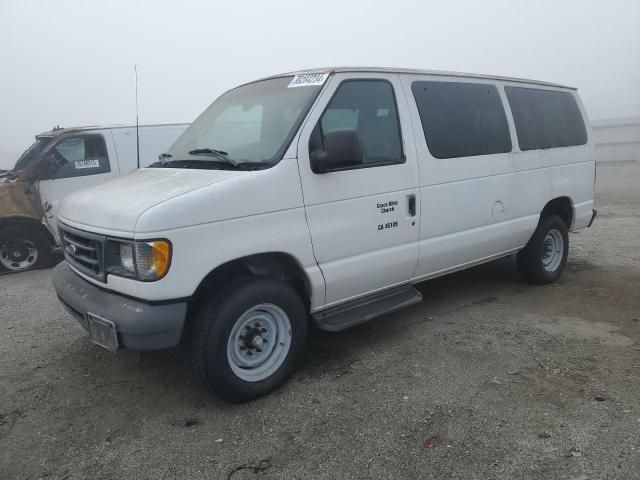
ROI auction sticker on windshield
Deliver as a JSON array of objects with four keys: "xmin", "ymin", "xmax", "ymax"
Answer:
[
  {"xmin": 288, "ymin": 73, "xmax": 329, "ymax": 88},
  {"xmin": 74, "ymin": 159, "xmax": 100, "ymax": 169}
]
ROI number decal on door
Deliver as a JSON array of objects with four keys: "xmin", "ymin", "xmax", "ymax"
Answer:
[{"xmin": 377, "ymin": 221, "xmax": 399, "ymax": 231}]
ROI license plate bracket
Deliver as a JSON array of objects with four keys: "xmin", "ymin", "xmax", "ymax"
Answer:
[{"xmin": 87, "ymin": 312, "xmax": 119, "ymax": 352}]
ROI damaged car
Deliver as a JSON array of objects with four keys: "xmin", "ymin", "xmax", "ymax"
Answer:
[{"xmin": 0, "ymin": 124, "xmax": 187, "ymax": 272}]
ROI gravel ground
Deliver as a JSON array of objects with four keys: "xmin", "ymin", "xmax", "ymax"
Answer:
[{"xmin": 1, "ymin": 165, "xmax": 639, "ymax": 480}]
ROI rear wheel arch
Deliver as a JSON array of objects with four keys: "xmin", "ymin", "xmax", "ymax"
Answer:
[{"xmin": 540, "ymin": 196, "xmax": 574, "ymax": 229}]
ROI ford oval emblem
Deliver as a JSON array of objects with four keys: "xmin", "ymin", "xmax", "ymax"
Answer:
[{"xmin": 66, "ymin": 244, "xmax": 77, "ymax": 256}]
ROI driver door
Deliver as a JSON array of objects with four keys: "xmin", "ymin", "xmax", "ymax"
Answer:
[
  {"xmin": 297, "ymin": 73, "xmax": 421, "ymax": 307},
  {"xmin": 37, "ymin": 133, "xmax": 118, "ymax": 241}
]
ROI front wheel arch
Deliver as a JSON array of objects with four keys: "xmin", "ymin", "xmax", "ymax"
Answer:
[
  {"xmin": 0, "ymin": 217, "xmax": 56, "ymax": 248},
  {"xmin": 190, "ymin": 252, "xmax": 312, "ymax": 314}
]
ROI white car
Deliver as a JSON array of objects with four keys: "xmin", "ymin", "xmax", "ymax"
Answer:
[
  {"xmin": 0, "ymin": 124, "xmax": 188, "ymax": 272},
  {"xmin": 53, "ymin": 68, "xmax": 596, "ymax": 402}
]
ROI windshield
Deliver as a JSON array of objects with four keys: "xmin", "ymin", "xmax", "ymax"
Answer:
[
  {"xmin": 163, "ymin": 76, "xmax": 323, "ymax": 168},
  {"xmin": 13, "ymin": 137, "xmax": 53, "ymax": 171}
]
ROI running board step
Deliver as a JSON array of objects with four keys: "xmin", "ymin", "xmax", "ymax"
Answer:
[{"xmin": 313, "ymin": 285, "xmax": 423, "ymax": 332}]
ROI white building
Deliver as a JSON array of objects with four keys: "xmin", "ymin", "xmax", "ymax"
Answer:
[{"xmin": 591, "ymin": 117, "xmax": 640, "ymax": 164}]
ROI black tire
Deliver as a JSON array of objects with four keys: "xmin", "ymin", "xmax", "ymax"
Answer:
[
  {"xmin": 0, "ymin": 225, "xmax": 52, "ymax": 273},
  {"xmin": 191, "ymin": 276, "xmax": 308, "ymax": 403},
  {"xmin": 517, "ymin": 215, "xmax": 569, "ymax": 284}
]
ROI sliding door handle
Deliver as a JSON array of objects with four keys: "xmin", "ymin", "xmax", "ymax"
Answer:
[{"xmin": 408, "ymin": 194, "xmax": 416, "ymax": 217}]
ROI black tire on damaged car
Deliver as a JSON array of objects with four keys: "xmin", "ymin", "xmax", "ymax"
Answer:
[{"xmin": 0, "ymin": 224, "xmax": 52, "ymax": 273}]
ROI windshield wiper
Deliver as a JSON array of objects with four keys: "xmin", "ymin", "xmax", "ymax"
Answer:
[
  {"xmin": 187, "ymin": 148, "xmax": 237, "ymax": 166},
  {"xmin": 148, "ymin": 159, "xmax": 266, "ymax": 171},
  {"xmin": 188, "ymin": 148, "xmax": 229, "ymax": 156},
  {"xmin": 153, "ymin": 152, "xmax": 174, "ymax": 166},
  {"xmin": 186, "ymin": 148, "xmax": 238, "ymax": 165}
]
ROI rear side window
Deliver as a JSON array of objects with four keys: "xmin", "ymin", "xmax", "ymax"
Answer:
[
  {"xmin": 411, "ymin": 81, "xmax": 512, "ymax": 159},
  {"xmin": 48, "ymin": 134, "xmax": 110, "ymax": 179},
  {"xmin": 505, "ymin": 87, "xmax": 587, "ymax": 150}
]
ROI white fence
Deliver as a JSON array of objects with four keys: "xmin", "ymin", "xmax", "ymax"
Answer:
[{"xmin": 591, "ymin": 117, "xmax": 640, "ymax": 164}]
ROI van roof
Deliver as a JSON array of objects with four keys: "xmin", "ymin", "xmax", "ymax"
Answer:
[
  {"xmin": 259, "ymin": 66, "xmax": 576, "ymax": 90},
  {"xmin": 35, "ymin": 123, "xmax": 189, "ymax": 138}
]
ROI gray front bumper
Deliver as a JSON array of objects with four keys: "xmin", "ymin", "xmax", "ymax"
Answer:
[{"xmin": 53, "ymin": 262, "xmax": 188, "ymax": 351}]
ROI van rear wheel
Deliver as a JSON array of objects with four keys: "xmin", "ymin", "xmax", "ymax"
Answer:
[
  {"xmin": 517, "ymin": 215, "xmax": 569, "ymax": 284},
  {"xmin": 0, "ymin": 225, "xmax": 51, "ymax": 273},
  {"xmin": 191, "ymin": 276, "xmax": 308, "ymax": 403}
]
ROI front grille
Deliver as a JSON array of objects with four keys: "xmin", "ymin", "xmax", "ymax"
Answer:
[{"xmin": 59, "ymin": 224, "xmax": 106, "ymax": 281}]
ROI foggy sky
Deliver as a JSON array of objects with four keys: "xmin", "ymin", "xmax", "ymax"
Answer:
[{"xmin": 1, "ymin": 0, "xmax": 639, "ymax": 168}]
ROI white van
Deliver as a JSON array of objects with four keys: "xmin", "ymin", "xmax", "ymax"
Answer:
[
  {"xmin": 53, "ymin": 68, "xmax": 596, "ymax": 402},
  {"xmin": 0, "ymin": 124, "xmax": 187, "ymax": 272}
]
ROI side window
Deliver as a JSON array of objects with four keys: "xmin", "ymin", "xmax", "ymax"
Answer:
[
  {"xmin": 505, "ymin": 87, "xmax": 587, "ymax": 150},
  {"xmin": 411, "ymin": 81, "xmax": 512, "ymax": 159},
  {"xmin": 312, "ymin": 80, "xmax": 404, "ymax": 169},
  {"xmin": 47, "ymin": 134, "xmax": 110, "ymax": 179}
]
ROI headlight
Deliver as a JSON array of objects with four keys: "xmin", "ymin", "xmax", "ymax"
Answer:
[{"xmin": 107, "ymin": 239, "xmax": 171, "ymax": 281}]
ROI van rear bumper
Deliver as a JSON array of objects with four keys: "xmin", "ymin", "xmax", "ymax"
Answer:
[{"xmin": 53, "ymin": 262, "xmax": 188, "ymax": 351}]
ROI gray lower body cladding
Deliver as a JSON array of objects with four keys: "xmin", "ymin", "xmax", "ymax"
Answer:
[{"xmin": 53, "ymin": 262, "xmax": 187, "ymax": 351}]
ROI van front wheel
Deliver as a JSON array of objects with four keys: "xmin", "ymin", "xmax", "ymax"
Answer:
[
  {"xmin": 517, "ymin": 215, "xmax": 569, "ymax": 284},
  {"xmin": 191, "ymin": 277, "xmax": 307, "ymax": 403}
]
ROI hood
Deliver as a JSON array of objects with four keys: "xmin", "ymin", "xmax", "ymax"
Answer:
[
  {"xmin": 0, "ymin": 169, "xmax": 20, "ymax": 183},
  {"xmin": 59, "ymin": 168, "xmax": 245, "ymax": 233},
  {"xmin": 0, "ymin": 178, "xmax": 42, "ymax": 219}
]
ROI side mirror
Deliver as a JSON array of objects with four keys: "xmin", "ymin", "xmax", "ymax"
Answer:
[
  {"xmin": 33, "ymin": 154, "xmax": 61, "ymax": 180},
  {"xmin": 310, "ymin": 128, "xmax": 364, "ymax": 173}
]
